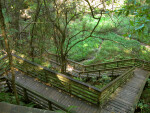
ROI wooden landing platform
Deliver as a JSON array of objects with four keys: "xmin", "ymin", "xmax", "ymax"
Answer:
[
  {"xmin": 7, "ymin": 68, "xmax": 149, "ymax": 113},
  {"xmin": 0, "ymin": 102, "xmax": 55, "ymax": 113},
  {"xmin": 101, "ymin": 68, "xmax": 149, "ymax": 113}
]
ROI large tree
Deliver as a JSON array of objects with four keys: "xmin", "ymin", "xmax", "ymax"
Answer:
[
  {"xmin": 44, "ymin": 0, "xmax": 104, "ymax": 73},
  {"xmin": 0, "ymin": 0, "xmax": 19, "ymax": 104}
]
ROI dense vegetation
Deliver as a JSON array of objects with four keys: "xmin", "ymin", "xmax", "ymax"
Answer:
[{"xmin": 0, "ymin": 0, "xmax": 149, "ymax": 112}]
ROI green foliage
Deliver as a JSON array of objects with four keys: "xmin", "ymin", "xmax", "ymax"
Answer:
[
  {"xmin": 117, "ymin": 0, "xmax": 150, "ymax": 44},
  {"xmin": 137, "ymin": 100, "xmax": 150, "ymax": 113},
  {"xmin": 136, "ymin": 78, "xmax": 150, "ymax": 113},
  {"xmin": 69, "ymin": 37, "xmax": 102, "ymax": 61},
  {"xmin": 66, "ymin": 12, "xmax": 150, "ymax": 65},
  {"xmin": 55, "ymin": 106, "xmax": 77, "ymax": 113},
  {"xmin": 0, "ymin": 91, "xmax": 36, "ymax": 108}
]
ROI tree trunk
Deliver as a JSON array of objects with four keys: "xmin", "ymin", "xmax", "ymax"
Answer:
[
  {"xmin": 30, "ymin": 0, "xmax": 41, "ymax": 62},
  {"xmin": 0, "ymin": 36, "xmax": 4, "ymax": 48},
  {"xmin": 60, "ymin": 54, "xmax": 67, "ymax": 74},
  {"xmin": 0, "ymin": 0, "xmax": 20, "ymax": 105},
  {"xmin": 112, "ymin": 0, "xmax": 114, "ymax": 17}
]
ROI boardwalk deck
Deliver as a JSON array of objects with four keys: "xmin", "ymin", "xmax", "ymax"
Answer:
[
  {"xmin": 101, "ymin": 68, "xmax": 149, "ymax": 113},
  {"xmin": 7, "ymin": 68, "xmax": 149, "ymax": 113}
]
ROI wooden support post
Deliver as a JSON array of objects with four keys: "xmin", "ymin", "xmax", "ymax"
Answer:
[
  {"xmin": 112, "ymin": 69, "xmax": 114, "ymax": 76},
  {"xmin": 48, "ymin": 101, "xmax": 52, "ymax": 110},
  {"xmin": 23, "ymin": 88, "xmax": 29, "ymax": 103},
  {"xmin": 116, "ymin": 61, "xmax": 118, "ymax": 67},
  {"xmin": 104, "ymin": 63, "xmax": 106, "ymax": 69},
  {"xmin": 93, "ymin": 65, "xmax": 94, "ymax": 70},
  {"xmin": 134, "ymin": 59, "xmax": 136, "ymax": 66},
  {"xmin": 87, "ymin": 73, "xmax": 89, "ymax": 78},
  {"xmin": 69, "ymin": 82, "xmax": 71, "ymax": 94},
  {"xmin": 44, "ymin": 72, "xmax": 48, "ymax": 83},
  {"xmin": 79, "ymin": 73, "xmax": 80, "ymax": 78},
  {"xmin": 98, "ymin": 93, "xmax": 102, "ymax": 107},
  {"xmin": 99, "ymin": 70, "xmax": 101, "ymax": 77},
  {"xmin": 6, "ymin": 79, "xmax": 12, "ymax": 92}
]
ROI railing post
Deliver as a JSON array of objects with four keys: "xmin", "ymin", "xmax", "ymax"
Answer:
[
  {"xmin": 116, "ymin": 61, "xmax": 119, "ymax": 67},
  {"xmin": 85, "ymin": 67, "xmax": 86, "ymax": 71},
  {"xmin": 87, "ymin": 73, "xmax": 89, "ymax": 78},
  {"xmin": 23, "ymin": 88, "xmax": 29, "ymax": 103},
  {"xmin": 104, "ymin": 63, "xmax": 106, "ymax": 69},
  {"xmin": 44, "ymin": 72, "xmax": 48, "ymax": 83},
  {"xmin": 69, "ymin": 82, "xmax": 72, "ymax": 94},
  {"xmin": 48, "ymin": 101, "xmax": 52, "ymax": 110},
  {"xmin": 112, "ymin": 69, "xmax": 114, "ymax": 76},
  {"xmin": 99, "ymin": 70, "xmax": 101, "ymax": 77},
  {"xmin": 98, "ymin": 92, "xmax": 102, "ymax": 108},
  {"xmin": 93, "ymin": 65, "xmax": 94, "ymax": 70},
  {"xmin": 134, "ymin": 59, "xmax": 136, "ymax": 66},
  {"xmin": 79, "ymin": 72, "xmax": 81, "ymax": 78},
  {"xmin": 6, "ymin": 79, "xmax": 12, "ymax": 92}
]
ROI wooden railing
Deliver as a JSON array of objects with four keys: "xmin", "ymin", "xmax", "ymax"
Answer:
[
  {"xmin": 6, "ymin": 78, "xmax": 74, "ymax": 112},
  {"xmin": 12, "ymin": 54, "xmax": 101, "ymax": 105},
  {"xmin": 135, "ymin": 59, "xmax": 150, "ymax": 71},
  {"xmin": 78, "ymin": 66, "xmax": 132, "ymax": 77},
  {"xmin": 84, "ymin": 59, "xmax": 136, "ymax": 71},
  {"xmin": 0, "ymin": 76, "xmax": 74, "ymax": 112},
  {"xmin": 43, "ymin": 52, "xmax": 85, "ymax": 71},
  {"xmin": 0, "ymin": 55, "xmax": 9, "ymax": 74},
  {"xmin": 0, "ymin": 54, "xmax": 149, "ymax": 107},
  {"xmin": 77, "ymin": 59, "xmax": 150, "ymax": 76},
  {"xmin": 131, "ymin": 73, "xmax": 150, "ymax": 113},
  {"xmin": 99, "ymin": 67, "xmax": 135, "ymax": 105},
  {"xmin": 0, "ymin": 76, "xmax": 8, "ymax": 91},
  {"xmin": 42, "ymin": 53, "xmax": 150, "ymax": 72}
]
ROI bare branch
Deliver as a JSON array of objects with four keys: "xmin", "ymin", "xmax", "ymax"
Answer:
[
  {"xmin": 85, "ymin": 0, "xmax": 102, "ymax": 19},
  {"xmin": 64, "ymin": 30, "xmax": 89, "ymax": 54}
]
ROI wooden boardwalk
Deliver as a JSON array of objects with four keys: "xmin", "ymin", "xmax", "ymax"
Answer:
[
  {"xmin": 101, "ymin": 68, "xmax": 149, "ymax": 113},
  {"xmin": 7, "ymin": 68, "xmax": 149, "ymax": 113}
]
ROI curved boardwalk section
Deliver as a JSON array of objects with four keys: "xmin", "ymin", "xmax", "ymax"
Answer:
[{"xmin": 7, "ymin": 68, "xmax": 149, "ymax": 113}]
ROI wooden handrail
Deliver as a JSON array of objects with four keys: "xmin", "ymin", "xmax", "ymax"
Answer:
[
  {"xmin": 79, "ymin": 66, "xmax": 133, "ymax": 74},
  {"xmin": 12, "ymin": 54, "xmax": 101, "ymax": 91},
  {"xmin": 84, "ymin": 58, "xmax": 136, "ymax": 67},
  {"xmin": 0, "ymin": 55, "xmax": 7, "ymax": 61},
  {"xmin": 4, "ymin": 77, "xmax": 76, "ymax": 113},
  {"xmin": 0, "ymin": 54, "xmax": 149, "ymax": 106},
  {"xmin": 12, "ymin": 54, "xmax": 101, "ymax": 105},
  {"xmin": 99, "ymin": 67, "xmax": 135, "ymax": 105},
  {"xmin": 101, "ymin": 67, "xmax": 135, "ymax": 92}
]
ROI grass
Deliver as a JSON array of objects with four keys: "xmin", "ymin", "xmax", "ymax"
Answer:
[
  {"xmin": 0, "ymin": 90, "xmax": 36, "ymax": 108},
  {"xmin": 66, "ymin": 14, "xmax": 150, "ymax": 64}
]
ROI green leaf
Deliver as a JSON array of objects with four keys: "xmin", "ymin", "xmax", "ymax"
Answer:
[
  {"xmin": 135, "ymin": 24, "xmax": 145, "ymax": 30},
  {"xmin": 126, "ymin": 10, "xmax": 129, "ymax": 16},
  {"xmin": 128, "ymin": 34, "xmax": 131, "ymax": 38},
  {"xmin": 129, "ymin": 20, "xmax": 134, "ymax": 26},
  {"xmin": 122, "ymin": 33, "xmax": 128, "ymax": 37}
]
